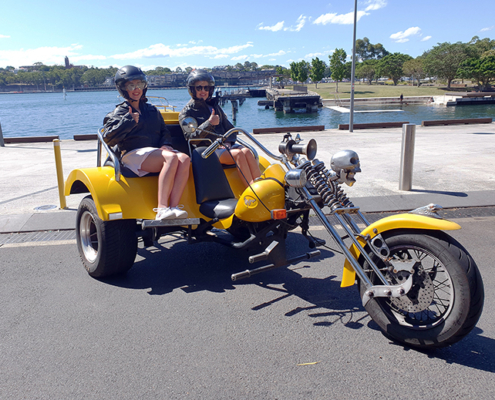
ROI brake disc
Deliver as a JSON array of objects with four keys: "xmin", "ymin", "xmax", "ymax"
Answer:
[{"xmin": 388, "ymin": 266, "xmax": 435, "ymax": 313}]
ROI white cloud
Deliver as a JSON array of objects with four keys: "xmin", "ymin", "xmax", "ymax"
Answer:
[
  {"xmin": 0, "ymin": 44, "xmax": 86, "ymax": 68},
  {"xmin": 390, "ymin": 27, "xmax": 421, "ymax": 43},
  {"xmin": 480, "ymin": 26, "xmax": 494, "ymax": 32},
  {"xmin": 267, "ymin": 50, "xmax": 287, "ymax": 57},
  {"xmin": 231, "ymin": 55, "xmax": 249, "ymax": 61},
  {"xmin": 284, "ymin": 15, "xmax": 307, "ymax": 32},
  {"xmin": 258, "ymin": 21, "xmax": 284, "ymax": 32},
  {"xmin": 304, "ymin": 51, "xmax": 331, "ymax": 58},
  {"xmin": 0, "ymin": 34, "xmax": 10, "ymax": 39},
  {"xmin": 421, "ymin": 36, "xmax": 432, "ymax": 42},
  {"xmin": 365, "ymin": 0, "xmax": 387, "ymax": 11},
  {"xmin": 111, "ymin": 42, "xmax": 254, "ymax": 60},
  {"xmin": 313, "ymin": 11, "xmax": 369, "ymax": 25},
  {"xmin": 212, "ymin": 54, "xmax": 229, "ymax": 59}
]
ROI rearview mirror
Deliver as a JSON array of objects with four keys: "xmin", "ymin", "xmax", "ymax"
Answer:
[{"xmin": 181, "ymin": 117, "xmax": 198, "ymax": 134}]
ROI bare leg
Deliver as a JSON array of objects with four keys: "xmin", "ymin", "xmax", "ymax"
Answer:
[
  {"xmin": 241, "ymin": 148, "xmax": 261, "ymax": 181},
  {"xmin": 141, "ymin": 149, "xmax": 185, "ymax": 208},
  {"xmin": 168, "ymin": 153, "xmax": 190, "ymax": 207},
  {"xmin": 219, "ymin": 149, "xmax": 253, "ymax": 186}
]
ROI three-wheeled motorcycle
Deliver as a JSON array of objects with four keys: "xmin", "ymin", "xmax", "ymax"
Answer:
[{"xmin": 65, "ymin": 98, "xmax": 484, "ymax": 349}]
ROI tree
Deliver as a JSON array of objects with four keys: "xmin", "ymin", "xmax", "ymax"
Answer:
[
  {"xmin": 309, "ymin": 57, "xmax": 326, "ymax": 88},
  {"xmin": 422, "ymin": 42, "xmax": 469, "ymax": 88},
  {"xmin": 235, "ymin": 63, "xmax": 244, "ymax": 71},
  {"xmin": 289, "ymin": 61, "xmax": 310, "ymax": 83},
  {"xmin": 458, "ymin": 55, "xmax": 495, "ymax": 90},
  {"xmin": 175, "ymin": 67, "xmax": 183, "ymax": 73},
  {"xmin": 403, "ymin": 57, "xmax": 426, "ymax": 87},
  {"xmin": 377, "ymin": 52, "xmax": 413, "ymax": 85},
  {"xmin": 467, "ymin": 36, "xmax": 495, "ymax": 58},
  {"xmin": 275, "ymin": 66, "xmax": 289, "ymax": 83},
  {"xmin": 356, "ymin": 59, "xmax": 378, "ymax": 84},
  {"xmin": 355, "ymin": 37, "xmax": 389, "ymax": 61},
  {"xmin": 329, "ymin": 48, "xmax": 347, "ymax": 92}
]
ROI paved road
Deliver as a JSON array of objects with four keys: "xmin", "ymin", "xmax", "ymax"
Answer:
[{"xmin": 1, "ymin": 214, "xmax": 494, "ymax": 399}]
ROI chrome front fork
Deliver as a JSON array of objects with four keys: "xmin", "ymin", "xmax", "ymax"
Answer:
[{"xmin": 299, "ymin": 161, "xmax": 413, "ymax": 306}]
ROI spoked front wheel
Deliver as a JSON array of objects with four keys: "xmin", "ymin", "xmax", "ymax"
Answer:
[{"xmin": 359, "ymin": 229, "xmax": 484, "ymax": 349}]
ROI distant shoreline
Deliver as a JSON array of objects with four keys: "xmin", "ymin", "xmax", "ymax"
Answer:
[
  {"xmin": 0, "ymin": 86, "xmax": 185, "ymax": 95},
  {"xmin": 0, "ymin": 83, "xmax": 265, "ymax": 95}
]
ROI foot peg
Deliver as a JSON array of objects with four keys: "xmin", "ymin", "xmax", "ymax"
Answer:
[
  {"xmin": 232, "ymin": 250, "xmax": 320, "ymax": 281},
  {"xmin": 248, "ymin": 241, "xmax": 279, "ymax": 264}
]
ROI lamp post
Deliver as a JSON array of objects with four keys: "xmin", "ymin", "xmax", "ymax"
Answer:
[{"xmin": 349, "ymin": 0, "xmax": 358, "ymax": 132}]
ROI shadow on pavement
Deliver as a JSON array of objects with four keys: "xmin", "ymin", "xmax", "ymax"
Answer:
[{"xmin": 409, "ymin": 188, "xmax": 468, "ymax": 197}]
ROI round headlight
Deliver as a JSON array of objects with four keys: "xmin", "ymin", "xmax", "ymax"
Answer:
[{"xmin": 285, "ymin": 169, "xmax": 307, "ymax": 188}]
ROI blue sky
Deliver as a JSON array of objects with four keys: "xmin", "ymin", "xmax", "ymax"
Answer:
[{"xmin": 1, "ymin": 0, "xmax": 494, "ymax": 70}]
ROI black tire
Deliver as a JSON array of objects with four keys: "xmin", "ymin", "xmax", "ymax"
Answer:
[
  {"xmin": 76, "ymin": 196, "xmax": 138, "ymax": 278},
  {"xmin": 359, "ymin": 229, "xmax": 484, "ymax": 349}
]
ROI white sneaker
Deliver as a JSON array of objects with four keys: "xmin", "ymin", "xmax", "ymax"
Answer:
[
  {"xmin": 172, "ymin": 205, "xmax": 188, "ymax": 219},
  {"xmin": 153, "ymin": 207, "xmax": 176, "ymax": 220}
]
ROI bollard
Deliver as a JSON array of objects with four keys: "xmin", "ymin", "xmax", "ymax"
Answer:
[
  {"xmin": 0, "ymin": 121, "xmax": 4, "ymax": 147},
  {"xmin": 53, "ymin": 139, "xmax": 67, "ymax": 209},
  {"xmin": 399, "ymin": 124, "xmax": 416, "ymax": 191}
]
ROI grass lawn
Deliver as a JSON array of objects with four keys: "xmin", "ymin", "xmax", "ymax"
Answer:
[{"xmin": 303, "ymin": 81, "xmax": 479, "ymax": 99}]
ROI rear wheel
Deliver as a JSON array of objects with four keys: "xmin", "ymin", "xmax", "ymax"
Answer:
[
  {"xmin": 76, "ymin": 196, "xmax": 138, "ymax": 278},
  {"xmin": 359, "ymin": 229, "xmax": 484, "ymax": 349}
]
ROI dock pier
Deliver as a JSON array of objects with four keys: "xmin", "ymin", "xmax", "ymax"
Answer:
[{"xmin": 262, "ymin": 87, "xmax": 322, "ymax": 114}]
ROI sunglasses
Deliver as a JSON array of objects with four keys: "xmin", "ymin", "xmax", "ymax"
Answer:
[
  {"xmin": 125, "ymin": 81, "xmax": 146, "ymax": 91},
  {"xmin": 195, "ymin": 85, "xmax": 211, "ymax": 92}
]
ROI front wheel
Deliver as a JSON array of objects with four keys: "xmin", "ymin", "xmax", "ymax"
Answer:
[
  {"xmin": 76, "ymin": 196, "xmax": 138, "ymax": 278},
  {"xmin": 359, "ymin": 229, "xmax": 484, "ymax": 349}
]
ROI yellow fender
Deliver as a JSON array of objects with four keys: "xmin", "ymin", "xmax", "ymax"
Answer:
[{"xmin": 341, "ymin": 213, "xmax": 461, "ymax": 287}]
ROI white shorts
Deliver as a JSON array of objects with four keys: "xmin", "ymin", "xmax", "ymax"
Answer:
[
  {"xmin": 121, "ymin": 147, "xmax": 159, "ymax": 177},
  {"xmin": 215, "ymin": 143, "xmax": 243, "ymax": 158}
]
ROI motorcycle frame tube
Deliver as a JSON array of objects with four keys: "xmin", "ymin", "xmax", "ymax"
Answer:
[
  {"xmin": 300, "ymin": 186, "xmax": 374, "ymax": 288},
  {"xmin": 332, "ymin": 212, "xmax": 390, "ymax": 286},
  {"xmin": 233, "ymin": 129, "xmax": 284, "ymax": 162},
  {"xmin": 340, "ymin": 213, "xmax": 461, "ymax": 287}
]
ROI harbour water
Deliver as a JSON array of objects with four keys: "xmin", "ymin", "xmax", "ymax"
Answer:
[{"xmin": 0, "ymin": 89, "xmax": 494, "ymax": 140}]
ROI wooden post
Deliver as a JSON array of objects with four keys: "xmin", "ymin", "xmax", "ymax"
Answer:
[{"xmin": 231, "ymin": 100, "xmax": 238, "ymax": 122}]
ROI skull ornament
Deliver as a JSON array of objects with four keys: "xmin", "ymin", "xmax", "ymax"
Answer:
[{"xmin": 330, "ymin": 150, "xmax": 361, "ymax": 186}]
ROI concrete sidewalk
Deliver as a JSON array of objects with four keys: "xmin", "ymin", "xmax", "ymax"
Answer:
[{"xmin": 1, "ymin": 123, "xmax": 494, "ymax": 233}]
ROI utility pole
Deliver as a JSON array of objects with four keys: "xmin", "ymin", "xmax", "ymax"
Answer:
[{"xmin": 349, "ymin": 0, "xmax": 358, "ymax": 132}]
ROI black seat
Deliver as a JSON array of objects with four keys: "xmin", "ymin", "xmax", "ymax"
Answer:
[
  {"xmin": 168, "ymin": 124, "xmax": 189, "ymax": 155},
  {"xmin": 192, "ymin": 146, "xmax": 237, "ymax": 220}
]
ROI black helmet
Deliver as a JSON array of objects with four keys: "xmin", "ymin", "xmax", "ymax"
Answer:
[
  {"xmin": 115, "ymin": 65, "xmax": 148, "ymax": 100},
  {"xmin": 186, "ymin": 69, "xmax": 215, "ymax": 99}
]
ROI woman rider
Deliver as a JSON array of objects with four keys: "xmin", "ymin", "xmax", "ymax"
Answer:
[
  {"xmin": 103, "ymin": 65, "xmax": 190, "ymax": 221},
  {"xmin": 179, "ymin": 69, "xmax": 261, "ymax": 188}
]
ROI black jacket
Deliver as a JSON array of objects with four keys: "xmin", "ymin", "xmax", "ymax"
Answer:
[
  {"xmin": 103, "ymin": 100, "xmax": 171, "ymax": 156},
  {"xmin": 179, "ymin": 97, "xmax": 236, "ymax": 146}
]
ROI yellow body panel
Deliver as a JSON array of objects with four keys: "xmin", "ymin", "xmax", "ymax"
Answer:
[
  {"xmin": 340, "ymin": 213, "xmax": 461, "ymax": 287},
  {"xmin": 234, "ymin": 179, "xmax": 285, "ymax": 222},
  {"xmin": 65, "ymin": 166, "xmax": 200, "ymax": 221},
  {"xmin": 65, "ymin": 154, "xmax": 278, "ymax": 226},
  {"xmin": 158, "ymin": 109, "xmax": 180, "ymax": 124},
  {"xmin": 262, "ymin": 163, "xmax": 287, "ymax": 182}
]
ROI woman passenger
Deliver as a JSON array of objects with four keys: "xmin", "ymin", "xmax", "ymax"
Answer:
[
  {"xmin": 103, "ymin": 65, "xmax": 190, "ymax": 221},
  {"xmin": 179, "ymin": 69, "xmax": 261, "ymax": 188}
]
